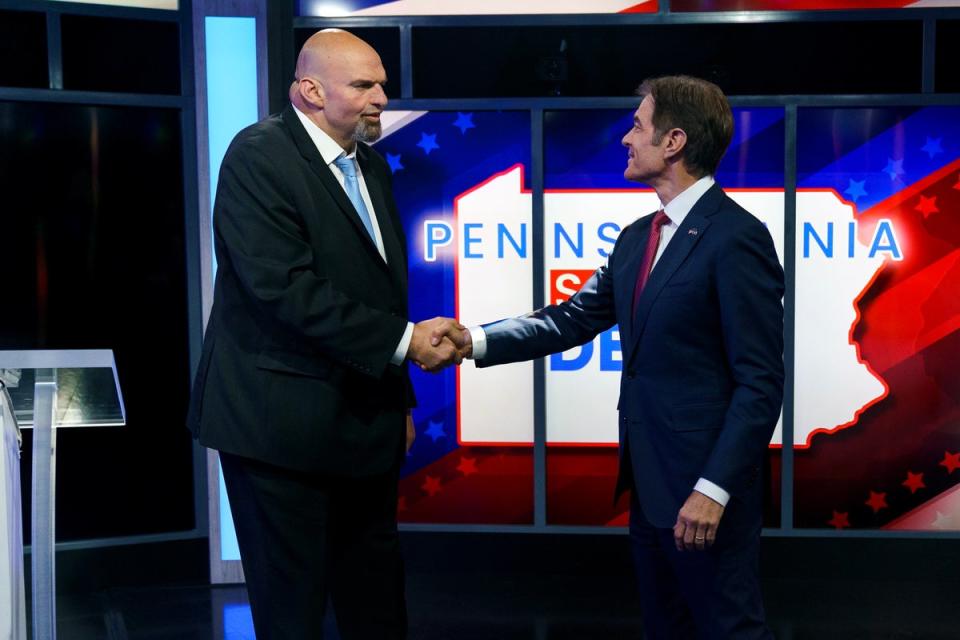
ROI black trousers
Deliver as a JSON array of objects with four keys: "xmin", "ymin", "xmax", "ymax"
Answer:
[
  {"xmin": 629, "ymin": 488, "xmax": 772, "ymax": 640},
  {"xmin": 219, "ymin": 450, "xmax": 406, "ymax": 640}
]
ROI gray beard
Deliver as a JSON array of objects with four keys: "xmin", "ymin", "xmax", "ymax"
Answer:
[{"xmin": 352, "ymin": 119, "xmax": 382, "ymax": 143}]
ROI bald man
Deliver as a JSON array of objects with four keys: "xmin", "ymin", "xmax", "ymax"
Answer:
[{"xmin": 188, "ymin": 30, "xmax": 460, "ymax": 639}]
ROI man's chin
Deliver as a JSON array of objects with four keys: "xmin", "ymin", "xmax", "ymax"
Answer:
[
  {"xmin": 624, "ymin": 167, "xmax": 648, "ymax": 183},
  {"xmin": 353, "ymin": 122, "xmax": 382, "ymax": 144}
]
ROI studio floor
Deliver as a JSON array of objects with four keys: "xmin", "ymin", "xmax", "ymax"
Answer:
[{"xmin": 40, "ymin": 533, "xmax": 960, "ymax": 639}]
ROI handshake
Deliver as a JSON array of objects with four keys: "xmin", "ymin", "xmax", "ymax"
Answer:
[{"xmin": 407, "ymin": 317, "xmax": 473, "ymax": 372}]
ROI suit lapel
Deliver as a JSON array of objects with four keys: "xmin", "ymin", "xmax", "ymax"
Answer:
[
  {"xmin": 281, "ymin": 106, "xmax": 388, "ymax": 269},
  {"xmin": 626, "ymin": 184, "xmax": 723, "ymax": 368},
  {"xmin": 614, "ymin": 214, "xmax": 655, "ymax": 351},
  {"xmin": 357, "ymin": 145, "xmax": 408, "ymax": 289}
]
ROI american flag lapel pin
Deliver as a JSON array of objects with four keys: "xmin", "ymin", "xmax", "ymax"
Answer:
[{"xmin": 688, "ymin": 228, "xmax": 698, "ymax": 236}]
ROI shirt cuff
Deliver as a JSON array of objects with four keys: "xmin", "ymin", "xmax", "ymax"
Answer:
[
  {"xmin": 694, "ymin": 478, "xmax": 730, "ymax": 507},
  {"xmin": 391, "ymin": 322, "xmax": 415, "ymax": 366},
  {"xmin": 468, "ymin": 325, "xmax": 487, "ymax": 360}
]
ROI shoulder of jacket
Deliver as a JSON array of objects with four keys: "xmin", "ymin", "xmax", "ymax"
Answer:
[
  {"xmin": 621, "ymin": 212, "xmax": 653, "ymax": 237},
  {"xmin": 224, "ymin": 115, "xmax": 293, "ymax": 163},
  {"xmin": 711, "ymin": 193, "xmax": 776, "ymax": 247}
]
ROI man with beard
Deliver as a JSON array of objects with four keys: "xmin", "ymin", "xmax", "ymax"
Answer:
[{"xmin": 188, "ymin": 30, "xmax": 461, "ymax": 639}]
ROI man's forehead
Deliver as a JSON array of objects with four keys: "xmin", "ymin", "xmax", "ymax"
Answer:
[
  {"xmin": 637, "ymin": 96, "xmax": 655, "ymax": 118},
  {"xmin": 634, "ymin": 101, "xmax": 650, "ymax": 120},
  {"xmin": 331, "ymin": 50, "xmax": 384, "ymax": 77},
  {"xmin": 344, "ymin": 64, "xmax": 387, "ymax": 84}
]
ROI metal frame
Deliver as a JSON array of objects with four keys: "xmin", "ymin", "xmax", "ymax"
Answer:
[
  {"xmin": 300, "ymin": 6, "xmax": 960, "ymax": 539},
  {"xmin": 531, "ymin": 108, "xmax": 547, "ymax": 527},
  {"xmin": 179, "ymin": 0, "xmax": 209, "ymax": 552},
  {"xmin": 781, "ymin": 104, "xmax": 797, "ymax": 532}
]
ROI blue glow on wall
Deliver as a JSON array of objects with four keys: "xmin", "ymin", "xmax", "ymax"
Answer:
[
  {"xmin": 205, "ymin": 16, "xmax": 259, "ymax": 277},
  {"xmin": 219, "ymin": 466, "xmax": 241, "ymax": 561},
  {"xmin": 223, "ymin": 604, "xmax": 256, "ymax": 639},
  {"xmin": 204, "ymin": 15, "xmax": 258, "ymax": 563}
]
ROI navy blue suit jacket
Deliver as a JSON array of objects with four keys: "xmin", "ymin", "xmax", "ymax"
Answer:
[{"xmin": 478, "ymin": 183, "xmax": 784, "ymax": 527}]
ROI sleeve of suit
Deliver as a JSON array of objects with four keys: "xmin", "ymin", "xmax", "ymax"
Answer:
[
  {"xmin": 700, "ymin": 221, "xmax": 785, "ymax": 499},
  {"xmin": 477, "ymin": 258, "xmax": 619, "ymax": 366},
  {"xmin": 214, "ymin": 140, "xmax": 409, "ymax": 379}
]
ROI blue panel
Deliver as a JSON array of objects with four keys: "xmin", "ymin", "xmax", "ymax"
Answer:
[
  {"xmin": 219, "ymin": 465, "xmax": 241, "ymax": 561},
  {"xmin": 223, "ymin": 604, "xmax": 256, "ymax": 639},
  {"xmin": 205, "ymin": 16, "xmax": 258, "ymax": 562},
  {"xmin": 205, "ymin": 16, "xmax": 259, "ymax": 277}
]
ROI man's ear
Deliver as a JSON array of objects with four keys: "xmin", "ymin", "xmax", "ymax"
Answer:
[
  {"xmin": 300, "ymin": 77, "xmax": 325, "ymax": 109},
  {"xmin": 662, "ymin": 128, "xmax": 687, "ymax": 160}
]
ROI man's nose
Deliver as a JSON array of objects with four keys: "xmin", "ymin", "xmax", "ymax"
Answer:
[{"xmin": 373, "ymin": 84, "xmax": 388, "ymax": 107}]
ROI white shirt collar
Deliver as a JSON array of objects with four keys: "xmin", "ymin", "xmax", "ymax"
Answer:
[
  {"xmin": 292, "ymin": 105, "xmax": 357, "ymax": 164},
  {"xmin": 661, "ymin": 175, "xmax": 715, "ymax": 227}
]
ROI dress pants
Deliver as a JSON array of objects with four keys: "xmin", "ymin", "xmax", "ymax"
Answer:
[
  {"xmin": 219, "ymin": 450, "xmax": 407, "ymax": 640},
  {"xmin": 628, "ymin": 488, "xmax": 771, "ymax": 640}
]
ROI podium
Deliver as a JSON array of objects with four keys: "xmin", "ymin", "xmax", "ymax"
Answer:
[{"xmin": 0, "ymin": 350, "xmax": 125, "ymax": 640}]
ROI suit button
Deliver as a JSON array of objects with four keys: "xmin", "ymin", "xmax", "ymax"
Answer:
[{"xmin": 626, "ymin": 372, "xmax": 635, "ymax": 379}]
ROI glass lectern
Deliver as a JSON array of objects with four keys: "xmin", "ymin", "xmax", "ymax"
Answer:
[{"xmin": 0, "ymin": 350, "xmax": 125, "ymax": 640}]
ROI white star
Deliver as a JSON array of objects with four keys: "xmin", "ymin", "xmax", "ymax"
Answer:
[{"xmin": 931, "ymin": 511, "xmax": 954, "ymax": 530}]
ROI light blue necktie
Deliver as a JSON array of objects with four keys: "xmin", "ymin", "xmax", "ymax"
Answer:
[{"xmin": 333, "ymin": 155, "xmax": 377, "ymax": 244}]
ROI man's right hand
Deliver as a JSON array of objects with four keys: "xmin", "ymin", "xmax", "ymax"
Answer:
[
  {"xmin": 408, "ymin": 317, "xmax": 467, "ymax": 372},
  {"xmin": 430, "ymin": 319, "xmax": 472, "ymax": 359}
]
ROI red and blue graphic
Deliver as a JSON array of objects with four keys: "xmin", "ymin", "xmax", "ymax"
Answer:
[
  {"xmin": 298, "ymin": 1, "xmax": 658, "ymax": 16},
  {"xmin": 377, "ymin": 110, "xmax": 535, "ymax": 524},
  {"xmin": 297, "ymin": 0, "xmax": 957, "ymax": 15},
  {"xmin": 672, "ymin": 1, "xmax": 957, "ymax": 10},
  {"xmin": 381, "ymin": 104, "xmax": 960, "ymax": 532},
  {"xmin": 795, "ymin": 106, "xmax": 960, "ymax": 531}
]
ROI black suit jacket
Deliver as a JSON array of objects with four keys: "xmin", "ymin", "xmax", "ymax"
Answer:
[
  {"xmin": 187, "ymin": 105, "xmax": 415, "ymax": 476},
  {"xmin": 478, "ymin": 184, "xmax": 784, "ymax": 527}
]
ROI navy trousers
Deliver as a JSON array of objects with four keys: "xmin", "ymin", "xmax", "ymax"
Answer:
[{"xmin": 629, "ymin": 489, "xmax": 772, "ymax": 640}]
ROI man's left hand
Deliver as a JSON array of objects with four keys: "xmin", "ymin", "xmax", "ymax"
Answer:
[
  {"xmin": 405, "ymin": 414, "xmax": 416, "ymax": 454},
  {"xmin": 674, "ymin": 491, "xmax": 725, "ymax": 552}
]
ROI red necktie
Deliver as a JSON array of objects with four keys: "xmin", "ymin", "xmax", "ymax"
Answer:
[{"xmin": 632, "ymin": 210, "xmax": 670, "ymax": 316}]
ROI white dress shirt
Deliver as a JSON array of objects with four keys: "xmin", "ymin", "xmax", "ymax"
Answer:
[
  {"xmin": 469, "ymin": 175, "xmax": 730, "ymax": 507},
  {"xmin": 292, "ymin": 106, "xmax": 413, "ymax": 365}
]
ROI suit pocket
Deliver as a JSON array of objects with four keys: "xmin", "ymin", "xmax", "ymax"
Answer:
[
  {"xmin": 255, "ymin": 349, "xmax": 335, "ymax": 380},
  {"xmin": 671, "ymin": 401, "xmax": 727, "ymax": 432}
]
